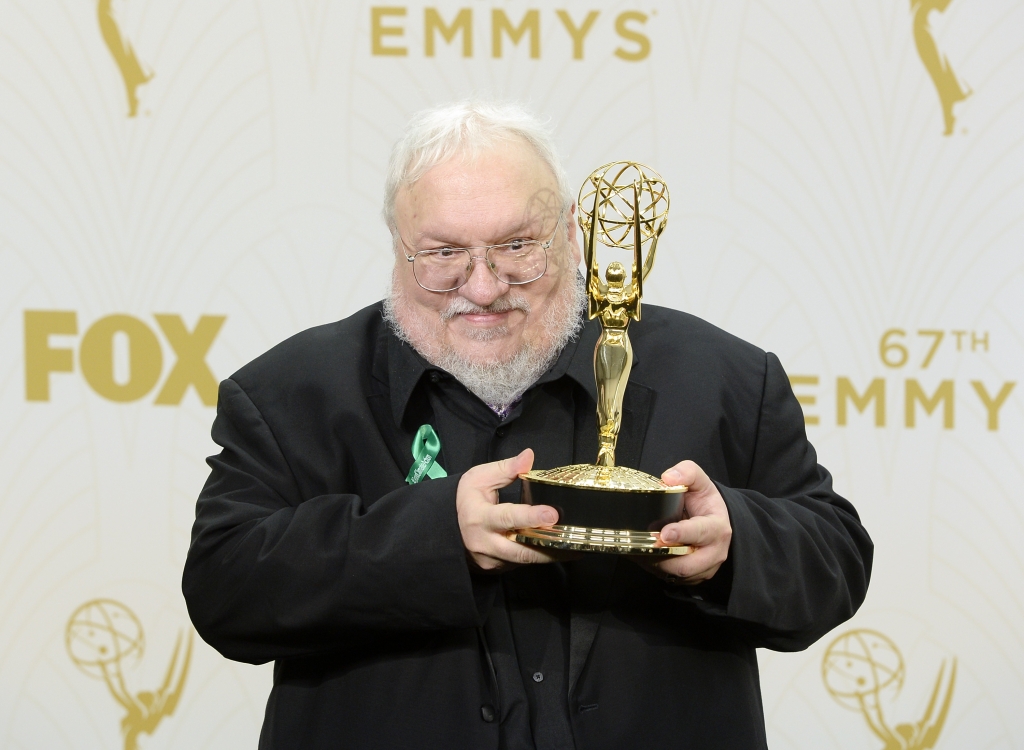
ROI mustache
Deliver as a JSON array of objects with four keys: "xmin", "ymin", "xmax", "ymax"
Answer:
[{"xmin": 439, "ymin": 293, "xmax": 532, "ymax": 323}]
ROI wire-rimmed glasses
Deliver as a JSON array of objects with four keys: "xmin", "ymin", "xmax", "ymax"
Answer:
[{"xmin": 401, "ymin": 211, "xmax": 564, "ymax": 293}]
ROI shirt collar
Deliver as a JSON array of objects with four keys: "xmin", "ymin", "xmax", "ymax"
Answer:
[
  {"xmin": 535, "ymin": 317, "xmax": 600, "ymax": 402},
  {"xmin": 379, "ymin": 314, "xmax": 606, "ymax": 426},
  {"xmin": 545, "ymin": 317, "xmax": 642, "ymax": 399},
  {"xmin": 382, "ymin": 330, "xmax": 438, "ymax": 427}
]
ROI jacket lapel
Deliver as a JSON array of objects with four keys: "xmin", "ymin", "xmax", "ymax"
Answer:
[
  {"xmin": 365, "ymin": 392, "xmax": 420, "ymax": 483},
  {"xmin": 364, "ymin": 331, "xmax": 435, "ymax": 497}
]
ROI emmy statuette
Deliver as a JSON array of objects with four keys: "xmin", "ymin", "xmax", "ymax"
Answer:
[{"xmin": 513, "ymin": 162, "xmax": 693, "ymax": 556}]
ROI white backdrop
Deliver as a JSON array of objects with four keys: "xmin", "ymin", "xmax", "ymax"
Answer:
[{"xmin": 1, "ymin": 1, "xmax": 1022, "ymax": 748}]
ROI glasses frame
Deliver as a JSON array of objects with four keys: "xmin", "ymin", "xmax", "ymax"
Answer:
[{"xmin": 400, "ymin": 210, "xmax": 565, "ymax": 293}]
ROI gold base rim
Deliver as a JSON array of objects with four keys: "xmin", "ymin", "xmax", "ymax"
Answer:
[
  {"xmin": 514, "ymin": 525, "xmax": 693, "ymax": 556},
  {"xmin": 520, "ymin": 465, "xmax": 686, "ymax": 494}
]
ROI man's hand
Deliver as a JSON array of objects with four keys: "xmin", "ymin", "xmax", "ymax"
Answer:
[
  {"xmin": 644, "ymin": 460, "xmax": 733, "ymax": 585},
  {"xmin": 457, "ymin": 448, "xmax": 566, "ymax": 572}
]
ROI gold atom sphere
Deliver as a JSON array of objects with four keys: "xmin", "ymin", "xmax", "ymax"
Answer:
[
  {"xmin": 578, "ymin": 161, "xmax": 669, "ymax": 250},
  {"xmin": 821, "ymin": 628, "xmax": 905, "ymax": 711},
  {"xmin": 66, "ymin": 599, "xmax": 145, "ymax": 678}
]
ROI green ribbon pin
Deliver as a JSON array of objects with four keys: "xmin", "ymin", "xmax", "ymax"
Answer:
[{"xmin": 406, "ymin": 424, "xmax": 447, "ymax": 484}]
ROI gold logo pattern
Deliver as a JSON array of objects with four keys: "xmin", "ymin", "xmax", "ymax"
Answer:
[
  {"xmin": 23, "ymin": 311, "xmax": 226, "ymax": 405},
  {"xmin": 97, "ymin": 0, "xmax": 154, "ymax": 117},
  {"xmin": 368, "ymin": 6, "xmax": 651, "ymax": 60},
  {"xmin": 910, "ymin": 0, "xmax": 971, "ymax": 135},
  {"xmin": 823, "ymin": 629, "xmax": 957, "ymax": 749},
  {"xmin": 66, "ymin": 600, "xmax": 193, "ymax": 750}
]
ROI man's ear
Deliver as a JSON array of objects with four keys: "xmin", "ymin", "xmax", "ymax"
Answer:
[{"xmin": 390, "ymin": 231, "xmax": 405, "ymax": 259}]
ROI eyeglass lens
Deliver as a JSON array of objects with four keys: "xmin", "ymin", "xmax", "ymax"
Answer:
[{"xmin": 413, "ymin": 243, "xmax": 548, "ymax": 292}]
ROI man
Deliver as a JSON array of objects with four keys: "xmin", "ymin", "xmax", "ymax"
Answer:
[{"xmin": 183, "ymin": 101, "xmax": 872, "ymax": 749}]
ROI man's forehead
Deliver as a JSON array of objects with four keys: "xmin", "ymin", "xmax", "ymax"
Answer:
[
  {"xmin": 395, "ymin": 144, "xmax": 560, "ymax": 239},
  {"xmin": 406, "ymin": 203, "xmax": 543, "ymax": 245},
  {"xmin": 399, "ymin": 142, "xmax": 555, "ymax": 205}
]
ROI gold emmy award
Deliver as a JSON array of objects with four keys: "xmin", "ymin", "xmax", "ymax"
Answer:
[
  {"xmin": 822, "ymin": 629, "xmax": 956, "ymax": 749},
  {"xmin": 98, "ymin": 0, "xmax": 154, "ymax": 118},
  {"xmin": 66, "ymin": 599, "xmax": 193, "ymax": 750},
  {"xmin": 514, "ymin": 162, "xmax": 693, "ymax": 556}
]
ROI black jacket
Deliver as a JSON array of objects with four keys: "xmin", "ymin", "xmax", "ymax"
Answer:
[{"xmin": 183, "ymin": 303, "xmax": 872, "ymax": 749}]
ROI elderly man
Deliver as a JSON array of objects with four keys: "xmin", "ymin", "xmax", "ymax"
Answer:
[{"xmin": 183, "ymin": 101, "xmax": 872, "ymax": 750}]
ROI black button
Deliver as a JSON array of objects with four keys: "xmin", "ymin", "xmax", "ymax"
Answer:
[
  {"xmin": 532, "ymin": 671, "xmax": 544, "ymax": 683},
  {"xmin": 496, "ymin": 427, "xmax": 507, "ymax": 437},
  {"xmin": 429, "ymin": 372, "xmax": 440, "ymax": 383},
  {"xmin": 480, "ymin": 704, "xmax": 496, "ymax": 723}
]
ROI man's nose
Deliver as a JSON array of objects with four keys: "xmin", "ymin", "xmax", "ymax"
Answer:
[{"xmin": 459, "ymin": 255, "xmax": 508, "ymax": 306}]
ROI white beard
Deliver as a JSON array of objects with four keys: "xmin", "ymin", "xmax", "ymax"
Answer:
[{"xmin": 383, "ymin": 270, "xmax": 587, "ymax": 411}]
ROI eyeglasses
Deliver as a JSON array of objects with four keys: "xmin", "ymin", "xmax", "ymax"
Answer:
[{"xmin": 401, "ymin": 211, "xmax": 563, "ymax": 293}]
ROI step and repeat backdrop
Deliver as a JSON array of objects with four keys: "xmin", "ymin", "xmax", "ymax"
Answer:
[{"xmin": 1, "ymin": 1, "xmax": 1021, "ymax": 748}]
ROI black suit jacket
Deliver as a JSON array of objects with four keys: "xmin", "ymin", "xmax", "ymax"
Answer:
[{"xmin": 182, "ymin": 303, "xmax": 872, "ymax": 749}]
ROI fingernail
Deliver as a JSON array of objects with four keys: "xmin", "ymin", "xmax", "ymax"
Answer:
[
  {"xmin": 661, "ymin": 528, "xmax": 677, "ymax": 543},
  {"xmin": 539, "ymin": 510, "xmax": 557, "ymax": 525},
  {"xmin": 664, "ymin": 469, "xmax": 683, "ymax": 485}
]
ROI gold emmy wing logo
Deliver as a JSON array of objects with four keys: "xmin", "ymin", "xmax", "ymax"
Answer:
[
  {"xmin": 910, "ymin": 0, "xmax": 971, "ymax": 135},
  {"xmin": 823, "ymin": 629, "xmax": 957, "ymax": 749},
  {"xmin": 66, "ymin": 600, "xmax": 193, "ymax": 750},
  {"xmin": 98, "ymin": 0, "xmax": 154, "ymax": 116}
]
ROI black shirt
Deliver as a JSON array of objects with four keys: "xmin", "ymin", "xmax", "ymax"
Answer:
[{"xmin": 393, "ymin": 332, "xmax": 595, "ymax": 749}]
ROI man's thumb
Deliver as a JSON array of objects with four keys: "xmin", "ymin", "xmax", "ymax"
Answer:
[{"xmin": 495, "ymin": 448, "xmax": 534, "ymax": 485}]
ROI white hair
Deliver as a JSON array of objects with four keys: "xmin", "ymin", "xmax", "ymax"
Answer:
[{"xmin": 382, "ymin": 100, "xmax": 573, "ymax": 233}]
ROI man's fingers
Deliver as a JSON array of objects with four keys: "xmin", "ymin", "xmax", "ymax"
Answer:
[
  {"xmin": 492, "ymin": 536, "xmax": 568, "ymax": 566},
  {"xmin": 458, "ymin": 449, "xmax": 566, "ymax": 570},
  {"xmin": 651, "ymin": 547, "xmax": 724, "ymax": 584},
  {"xmin": 499, "ymin": 448, "xmax": 534, "ymax": 480},
  {"xmin": 492, "ymin": 501, "xmax": 557, "ymax": 531},
  {"xmin": 660, "ymin": 516, "xmax": 721, "ymax": 546},
  {"xmin": 628, "ymin": 460, "xmax": 731, "ymax": 585},
  {"xmin": 653, "ymin": 514, "xmax": 731, "ymax": 583},
  {"xmin": 662, "ymin": 459, "xmax": 707, "ymax": 491},
  {"xmin": 477, "ymin": 449, "xmax": 535, "ymax": 492}
]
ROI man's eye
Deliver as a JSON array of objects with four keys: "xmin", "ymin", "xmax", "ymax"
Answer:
[
  {"xmin": 434, "ymin": 248, "xmax": 458, "ymax": 258},
  {"xmin": 508, "ymin": 240, "xmax": 527, "ymax": 252}
]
